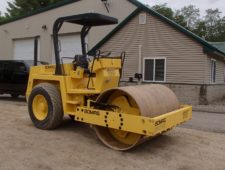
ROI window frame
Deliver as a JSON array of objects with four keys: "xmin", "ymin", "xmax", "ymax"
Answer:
[
  {"xmin": 211, "ymin": 59, "xmax": 216, "ymax": 83},
  {"xmin": 143, "ymin": 57, "xmax": 167, "ymax": 83},
  {"xmin": 224, "ymin": 64, "xmax": 225, "ymax": 83}
]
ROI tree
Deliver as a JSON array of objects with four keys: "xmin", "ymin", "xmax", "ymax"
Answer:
[
  {"xmin": 175, "ymin": 5, "xmax": 200, "ymax": 29},
  {"xmin": 205, "ymin": 9, "xmax": 221, "ymax": 27},
  {"xmin": 219, "ymin": 16, "xmax": 225, "ymax": 41},
  {"xmin": 5, "ymin": 0, "xmax": 62, "ymax": 18},
  {"xmin": 0, "ymin": 12, "xmax": 6, "ymax": 22},
  {"xmin": 151, "ymin": 4, "xmax": 225, "ymax": 41},
  {"xmin": 151, "ymin": 4, "xmax": 192, "ymax": 29},
  {"xmin": 173, "ymin": 12, "xmax": 187, "ymax": 28},
  {"xmin": 204, "ymin": 9, "xmax": 225, "ymax": 41},
  {"xmin": 0, "ymin": 12, "xmax": 3, "ymax": 19},
  {"xmin": 192, "ymin": 21, "xmax": 207, "ymax": 39},
  {"xmin": 152, "ymin": 3, "xmax": 174, "ymax": 20}
]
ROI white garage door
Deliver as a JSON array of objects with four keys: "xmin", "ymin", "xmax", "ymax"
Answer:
[
  {"xmin": 52, "ymin": 34, "xmax": 82, "ymax": 63},
  {"xmin": 13, "ymin": 38, "xmax": 40, "ymax": 60}
]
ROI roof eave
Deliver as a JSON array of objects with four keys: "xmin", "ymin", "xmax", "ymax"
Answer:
[
  {"xmin": 0, "ymin": 0, "xmax": 80, "ymax": 26},
  {"xmin": 213, "ymin": 51, "xmax": 225, "ymax": 59},
  {"xmin": 206, "ymin": 49, "xmax": 225, "ymax": 59}
]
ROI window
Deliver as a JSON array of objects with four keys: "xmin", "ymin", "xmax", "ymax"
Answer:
[
  {"xmin": 211, "ymin": 59, "xmax": 216, "ymax": 83},
  {"xmin": 144, "ymin": 58, "xmax": 166, "ymax": 82}
]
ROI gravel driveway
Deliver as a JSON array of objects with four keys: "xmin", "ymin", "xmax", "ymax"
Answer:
[{"xmin": 0, "ymin": 96, "xmax": 224, "ymax": 170}]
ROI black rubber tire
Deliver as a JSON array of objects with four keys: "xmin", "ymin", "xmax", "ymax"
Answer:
[
  {"xmin": 28, "ymin": 83, "xmax": 63, "ymax": 130},
  {"xmin": 11, "ymin": 94, "xmax": 19, "ymax": 98}
]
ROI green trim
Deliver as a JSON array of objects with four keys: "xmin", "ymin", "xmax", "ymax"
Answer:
[
  {"xmin": 0, "ymin": 0, "xmax": 80, "ymax": 25},
  {"xmin": 210, "ymin": 42, "xmax": 225, "ymax": 54},
  {"xmin": 88, "ymin": 8, "xmax": 142, "ymax": 55},
  {"xmin": 89, "ymin": 0, "xmax": 225, "ymax": 58}
]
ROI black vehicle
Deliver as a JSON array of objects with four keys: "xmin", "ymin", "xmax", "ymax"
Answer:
[{"xmin": 0, "ymin": 60, "xmax": 47, "ymax": 98}]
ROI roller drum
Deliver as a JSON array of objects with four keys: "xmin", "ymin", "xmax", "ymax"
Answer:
[{"xmin": 94, "ymin": 84, "xmax": 180, "ymax": 151}]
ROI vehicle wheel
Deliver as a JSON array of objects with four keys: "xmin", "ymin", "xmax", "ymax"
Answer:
[
  {"xmin": 11, "ymin": 94, "xmax": 19, "ymax": 98},
  {"xmin": 28, "ymin": 83, "xmax": 63, "ymax": 130}
]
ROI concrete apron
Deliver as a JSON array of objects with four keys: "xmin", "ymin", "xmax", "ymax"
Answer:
[{"xmin": 193, "ymin": 105, "xmax": 225, "ymax": 114}]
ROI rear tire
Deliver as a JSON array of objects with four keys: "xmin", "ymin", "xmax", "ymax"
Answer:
[{"xmin": 28, "ymin": 83, "xmax": 63, "ymax": 130}]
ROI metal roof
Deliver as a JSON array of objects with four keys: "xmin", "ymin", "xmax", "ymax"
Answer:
[
  {"xmin": 211, "ymin": 42, "xmax": 225, "ymax": 54},
  {"xmin": 0, "ymin": 0, "xmax": 80, "ymax": 25}
]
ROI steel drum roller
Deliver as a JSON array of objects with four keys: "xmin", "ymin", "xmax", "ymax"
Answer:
[{"xmin": 94, "ymin": 84, "xmax": 180, "ymax": 151}]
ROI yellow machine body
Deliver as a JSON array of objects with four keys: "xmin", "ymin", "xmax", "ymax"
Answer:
[
  {"xmin": 26, "ymin": 57, "xmax": 192, "ymax": 150},
  {"xmin": 27, "ymin": 58, "xmax": 121, "ymax": 113},
  {"xmin": 74, "ymin": 105, "xmax": 192, "ymax": 136}
]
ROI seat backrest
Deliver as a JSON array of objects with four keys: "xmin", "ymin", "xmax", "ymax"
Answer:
[{"xmin": 74, "ymin": 55, "xmax": 89, "ymax": 69}]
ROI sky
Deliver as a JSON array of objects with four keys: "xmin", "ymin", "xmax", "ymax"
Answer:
[
  {"xmin": 0, "ymin": 0, "xmax": 225, "ymax": 16},
  {"xmin": 139, "ymin": 0, "xmax": 225, "ymax": 15}
]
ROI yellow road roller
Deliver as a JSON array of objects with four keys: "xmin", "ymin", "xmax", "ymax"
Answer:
[{"xmin": 26, "ymin": 13, "xmax": 192, "ymax": 151}]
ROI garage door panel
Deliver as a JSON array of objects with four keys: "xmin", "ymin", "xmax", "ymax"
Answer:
[{"xmin": 13, "ymin": 38, "xmax": 40, "ymax": 60}]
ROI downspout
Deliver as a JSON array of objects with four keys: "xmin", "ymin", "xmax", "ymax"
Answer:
[{"xmin": 138, "ymin": 44, "xmax": 142, "ymax": 84}]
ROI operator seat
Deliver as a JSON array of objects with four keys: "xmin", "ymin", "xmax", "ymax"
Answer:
[{"xmin": 73, "ymin": 55, "xmax": 90, "ymax": 74}]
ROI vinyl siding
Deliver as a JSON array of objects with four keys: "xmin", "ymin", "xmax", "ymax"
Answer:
[
  {"xmin": 216, "ymin": 61, "xmax": 225, "ymax": 84},
  {"xmin": 207, "ymin": 54, "xmax": 225, "ymax": 84},
  {"xmin": 99, "ymin": 12, "xmax": 208, "ymax": 84}
]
